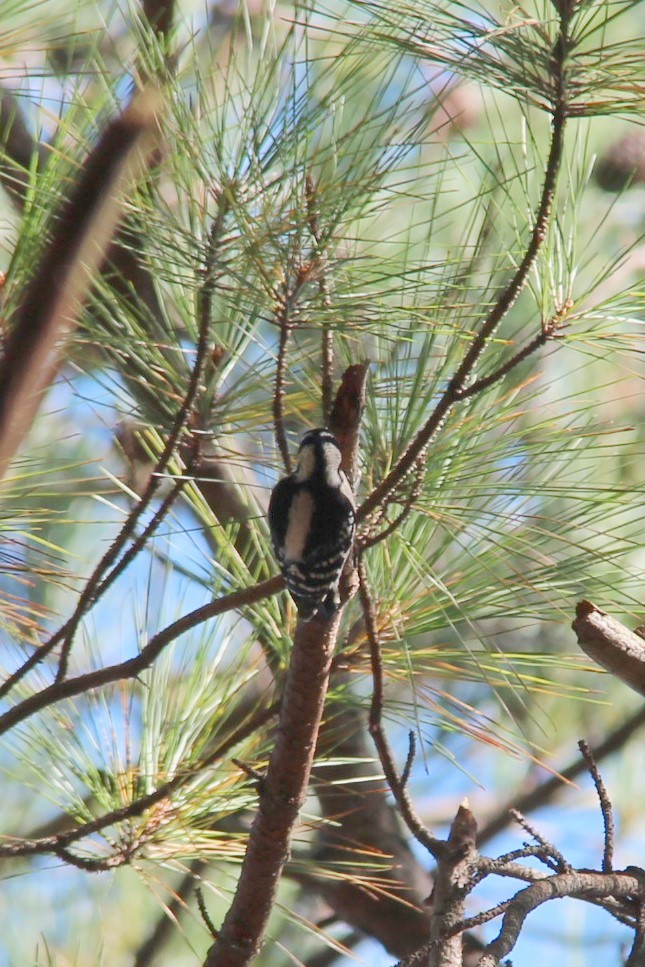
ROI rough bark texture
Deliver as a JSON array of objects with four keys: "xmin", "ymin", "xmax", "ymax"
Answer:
[
  {"xmin": 429, "ymin": 803, "xmax": 478, "ymax": 967},
  {"xmin": 204, "ymin": 613, "xmax": 341, "ymax": 967}
]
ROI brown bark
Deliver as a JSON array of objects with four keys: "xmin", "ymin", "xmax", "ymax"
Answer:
[
  {"xmin": 204, "ymin": 614, "xmax": 342, "ymax": 966},
  {"xmin": 573, "ymin": 600, "xmax": 645, "ymax": 697}
]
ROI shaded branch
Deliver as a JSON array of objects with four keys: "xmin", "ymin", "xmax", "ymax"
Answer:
[
  {"xmin": 143, "ymin": 0, "xmax": 175, "ymax": 42},
  {"xmin": 476, "ymin": 706, "xmax": 645, "ymax": 848},
  {"xmin": 0, "ymin": 90, "xmax": 163, "ymax": 482}
]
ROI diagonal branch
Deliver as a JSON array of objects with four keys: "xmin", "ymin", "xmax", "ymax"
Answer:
[
  {"xmin": 358, "ymin": 13, "xmax": 572, "ymax": 524},
  {"xmin": 0, "ymin": 700, "xmax": 278, "ymax": 859},
  {"xmin": 0, "ymin": 90, "xmax": 163, "ymax": 482},
  {"xmin": 0, "ymin": 576, "xmax": 282, "ymax": 737},
  {"xmin": 476, "ymin": 701, "xmax": 645, "ymax": 848},
  {"xmin": 0, "ymin": 192, "xmax": 232, "ymax": 695}
]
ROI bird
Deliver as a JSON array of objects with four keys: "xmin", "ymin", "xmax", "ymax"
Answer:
[{"xmin": 268, "ymin": 428, "xmax": 356, "ymax": 620}]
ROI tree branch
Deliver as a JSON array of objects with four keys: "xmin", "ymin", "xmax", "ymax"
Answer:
[
  {"xmin": 477, "ymin": 870, "xmax": 645, "ymax": 967},
  {"xmin": 0, "ymin": 699, "xmax": 278, "ymax": 859},
  {"xmin": 359, "ymin": 559, "xmax": 445, "ymax": 861},
  {"xmin": 203, "ymin": 611, "xmax": 342, "ymax": 967},
  {"xmin": 0, "ymin": 576, "xmax": 282, "ymax": 736},
  {"xmin": 0, "ymin": 90, "xmax": 163, "ymax": 482},
  {"xmin": 573, "ymin": 600, "xmax": 645, "ymax": 697},
  {"xmin": 476, "ymin": 705, "xmax": 645, "ymax": 848},
  {"xmin": 358, "ymin": 17, "xmax": 571, "ymax": 524}
]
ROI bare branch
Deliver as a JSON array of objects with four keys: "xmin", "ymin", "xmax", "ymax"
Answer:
[
  {"xmin": 477, "ymin": 870, "xmax": 645, "ymax": 967},
  {"xmin": 196, "ymin": 885, "xmax": 220, "ymax": 939},
  {"xmin": 573, "ymin": 600, "xmax": 645, "ymax": 697},
  {"xmin": 578, "ymin": 740, "xmax": 615, "ymax": 873},
  {"xmin": 359, "ymin": 559, "xmax": 445, "ymax": 861},
  {"xmin": 510, "ymin": 809, "xmax": 570, "ymax": 873},
  {"xmin": 429, "ymin": 801, "xmax": 478, "ymax": 967}
]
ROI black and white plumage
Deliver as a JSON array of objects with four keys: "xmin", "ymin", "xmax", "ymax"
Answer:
[{"xmin": 268, "ymin": 428, "xmax": 356, "ymax": 621}]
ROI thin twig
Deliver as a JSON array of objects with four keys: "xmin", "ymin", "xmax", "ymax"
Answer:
[
  {"xmin": 454, "ymin": 306, "xmax": 571, "ymax": 403},
  {"xmin": 400, "ymin": 731, "xmax": 416, "ymax": 791},
  {"xmin": 0, "ymin": 576, "xmax": 282, "ymax": 737},
  {"xmin": 0, "ymin": 700, "xmax": 279, "ymax": 859},
  {"xmin": 476, "ymin": 705, "xmax": 645, "ymax": 848},
  {"xmin": 358, "ymin": 42, "xmax": 569, "ymax": 525},
  {"xmin": 53, "ymin": 197, "xmax": 230, "ymax": 682},
  {"xmin": 273, "ymin": 294, "xmax": 294, "ymax": 474},
  {"xmin": 359, "ymin": 456, "xmax": 426, "ymax": 551},
  {"xmin": 579, "ymin": 739, "xmax": 614, "ymax": 873},
  {"xmin": 196, "ymin": 886, "xmax": 219, "ymax": 938},
  {"xmin": 52, "ymin": 843, "xmax": 135, "ymax": 871},
  {"xmin": 510, "ymin": 809, "xmax": 570, "ymax": 873},
  {"xmin": 358, "ymin": 558, "xmax": 445, "ymax": 861},
  {"xmin": 0, "ymin": 196, "xmax": 231, "ymax": 696},
  {"xmin": 272, "ymin": 258, "xmax": 319, "ymax": 473}
]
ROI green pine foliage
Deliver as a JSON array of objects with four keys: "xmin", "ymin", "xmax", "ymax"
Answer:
[{"xmin": 1, "ymin": 0, "xmax": 644, "ymax": 963}]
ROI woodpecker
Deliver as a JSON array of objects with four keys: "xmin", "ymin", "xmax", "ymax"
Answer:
[{"xmin": 268, "ymin": 428, "xmax": 356, "ymax": 620}]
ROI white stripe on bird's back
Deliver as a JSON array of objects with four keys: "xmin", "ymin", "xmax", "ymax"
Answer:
[{"xmin": 283, "ymin": 490, "xmax": 314, "ymax": 562}]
